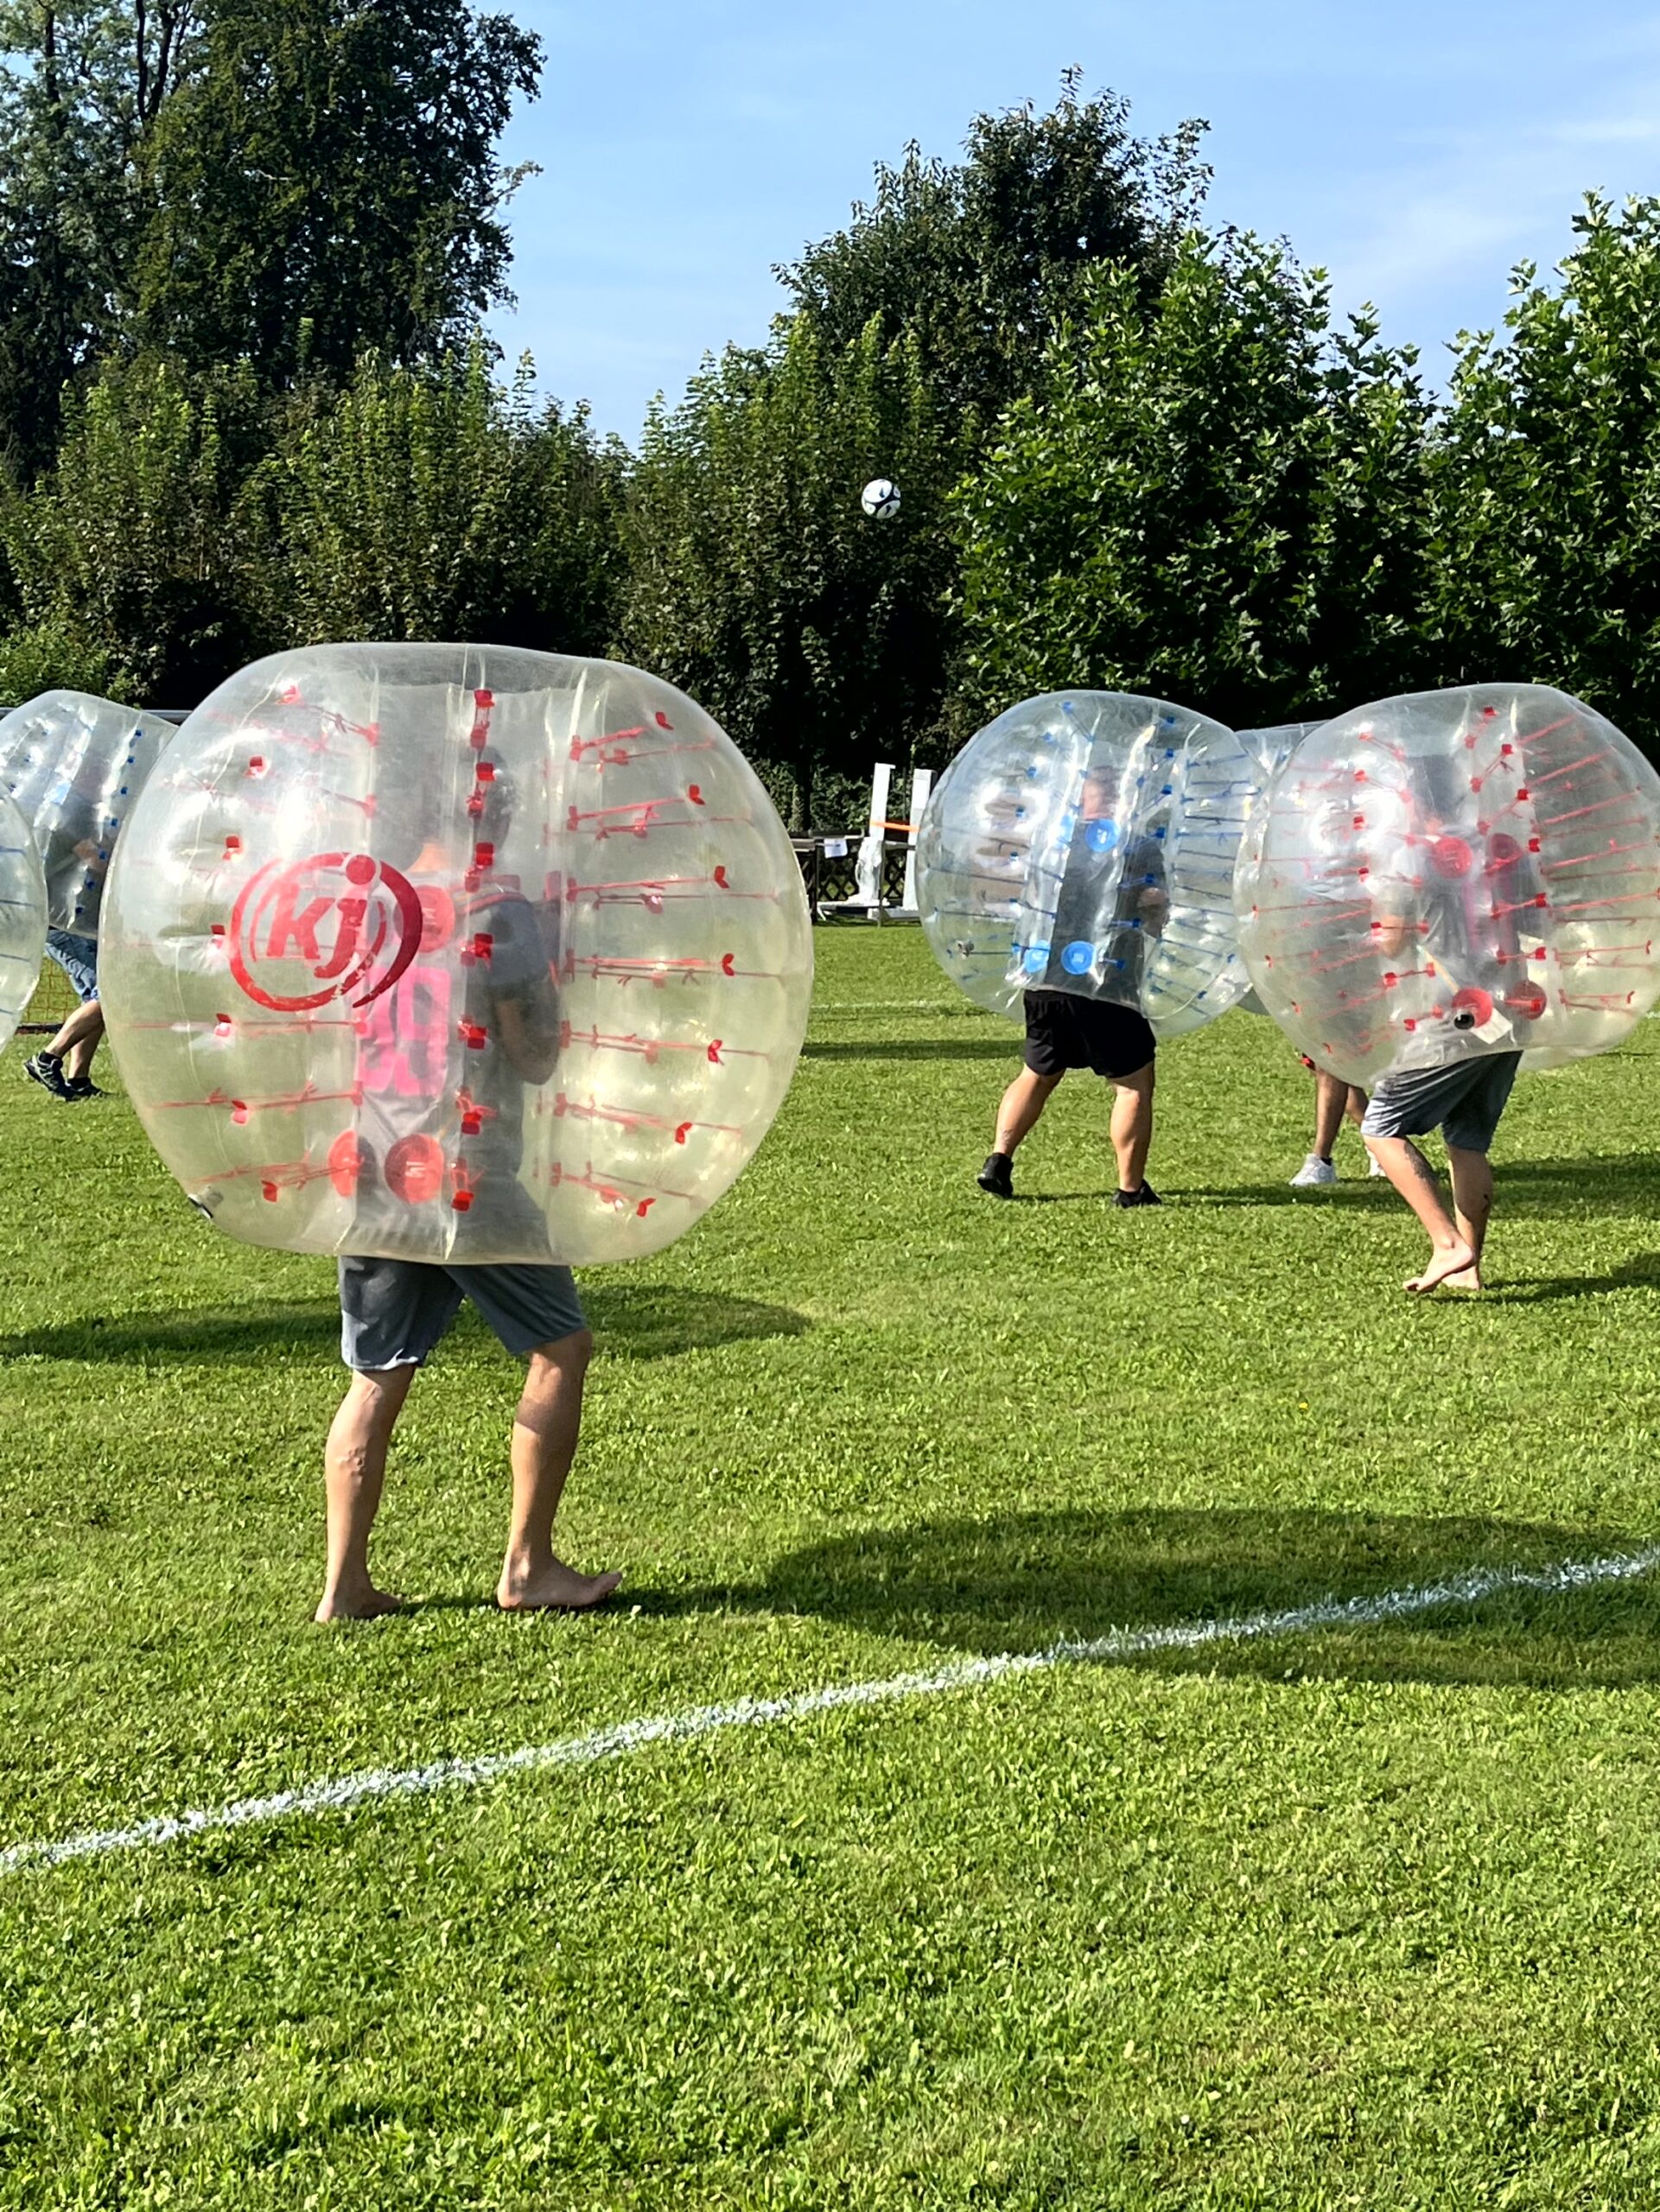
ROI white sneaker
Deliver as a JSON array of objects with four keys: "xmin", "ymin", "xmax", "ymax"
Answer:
[
  {"xmin": 1289, "ymin": 1154, "xmax": 1338, "ymax": 1188},
  {"xmin": 1369, "ymin": 1154, "xmax": 1389, "ymax": 1178}
]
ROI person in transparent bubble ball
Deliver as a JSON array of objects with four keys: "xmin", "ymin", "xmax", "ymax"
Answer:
[
  {"xmin": 978, "ymin": 766, "xmax": 1165, "ymax": 1209},
  {"xmin": 320, "ymin": 763, "xmax": 621, "ymax": 1622}
]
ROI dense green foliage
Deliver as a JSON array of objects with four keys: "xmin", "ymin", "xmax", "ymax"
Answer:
[
  {"xmin": 615, "ymin": 317, "xmax": 954, "ymax": 828},
  {"xmin": 956, "ymin": 236, "xmax": 1434, "ymax": 728},
  {"xmin": 0, "ymin": 349, "xmax": 624, "ymax": 699},
  {"xmin": 9, "ymin": 930, "xmax": 1660, "ymax": 2203},
  {"xmin": 777, "ymin": 72, "xmax": 1210, "ymax": 427},
  {"xmin": 245, "ymin": 348, "xmax": 624, "ymax": 658},
  {"xmin": 1426, "ymin": 195, "xmax": 1660, "ymax": 734},
  {"xmin": 5, "ymin": 62, "xmax": 1660, "ymax": 803},
  {"xmin": 0, "ymin": 0, "xmax": 540, "ymax": 471}
]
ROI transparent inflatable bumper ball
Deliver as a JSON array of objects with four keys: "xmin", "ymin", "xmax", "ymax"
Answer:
[
  {"xmin": 101, "ymin": 645, "xmax": 813, "ymax": 1264},
  {"xmin": 1236, "ymin": 683, "xmax": 1660, "ymax": 1086},
  {"xmin": 916, "ymin": 690, "xmax": 1261, "ymax": 1037},
  {"xmin": 0, "ymin": 790, "xmax": 47, "ymax": 1056},
  {"xmin": 0, "ymin": 691, "xmax": 174, "ymax": 936}
]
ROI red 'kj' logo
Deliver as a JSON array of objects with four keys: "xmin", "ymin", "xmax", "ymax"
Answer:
[{"xmin": 227, "ymin": 851, "xmax": 423, "ymax": 1012}]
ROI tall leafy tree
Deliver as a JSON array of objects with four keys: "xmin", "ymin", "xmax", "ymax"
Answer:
[
  {"xmin": 1427, "ymin": 195, "xmax": 1660, "ymax": 753},
  {"xmin": 131, "ymin": 0, "xmax": 541, "ymax": 384},
  {"xmin": 615, "ymin": 316, "xmax": 953, "ymax": 828},
  {"xmin": 778, "ymin": 73, "xmax": 1210, "ymax": 429},
  {"xmin": 0, "ymin": 0, "xmax": 539, "ymax": 474},
  {"xmin": 955, "ymin": 234, "xmax": 1434, "ymax": 729},
  {"xmin": 246, "ymin": 346, "xmax": 624, "ymax": 651},
  {"xmin": 0, "ymin": 0, "xmax": 197, "ymax": 471},
  {"xmin": 0, "ymin": 352, "xmax": 259, "ymax": 697}
]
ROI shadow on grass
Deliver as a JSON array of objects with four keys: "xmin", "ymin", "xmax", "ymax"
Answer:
[
  {"xmin": 802, "ymin": 1038, "xmax": 1018, "ymax": 1062},
  {"xmin": 0, "ymin": 1285, "xmax": 809, "ymax": 1367},
  {"xmin": 1484, "ymin": 1251, "xmax": 1660, "ymax": 1303},
  {"xmin": 1174, "ymin": 1182, "xmax": 1395, "ymax": 1210},
  {"xmin": 654, "ymin": 1507, "xmax": 1660, "ymax": 1689},
  {"xmin": 1180, "ymin": 1154, "xmax": 1660, "ymax": 1218}
]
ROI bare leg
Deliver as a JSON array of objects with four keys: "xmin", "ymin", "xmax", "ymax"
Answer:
[
  {"xmin": 1364, "ymin": 1135, "xmax": 1476, "ymax": 1293},
  {"xmin": 993, "ymin": 1067, "xmax": 1062, "ymax": 1156},
  {"xmin": 48, "ymin": 998, "xmax": 105, "ymax": 1078},
  {"xmin": 1442, "ymin": 1145, "xmax": 1494, "ymax": 1290},
  {"xmin": 1312, "ymin": 1070, "xmax": 1348, "ymax": 1161},
  {"xmin": 316, "ymin": 1364, "xmax": 417, "ymax": 1620},
  {"xmin": 497, "ymin": 1328, "xmax": 622, "ymax": 1612},
  {"xmin": 1345, "ymin": 1085, "xmax": 1368, "ymax": 1127},
  {"xmin": 1110, "ymin": 1061, "xmax": 1154, "ymax": 1193}
]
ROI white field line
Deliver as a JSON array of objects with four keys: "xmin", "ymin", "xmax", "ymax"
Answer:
[
  {"xmin": 811, "ymin": 999, "xmax": 962, "ymax": 1014},
  {"xmin": 3, "ymin": 1544, "xmax": 1656, "ymax": 1879}
]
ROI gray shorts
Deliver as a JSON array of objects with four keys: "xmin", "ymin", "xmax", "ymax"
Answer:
[
  {"xmin": 339, "ymin": 1256, "xmax": 587, "ymax": 1371},
  {"xmin": 1361, "ymin": 1051, "xmax": 1522, "ymax": 1155},
  {"xmin": 45, "ymin": 930, "xmax": 99, "ymax": 1002}
]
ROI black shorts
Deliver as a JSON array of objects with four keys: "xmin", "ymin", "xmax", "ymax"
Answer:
[{"xmin": 1022, "ymin": 990, "xmax": 1155, "ymax": 1079}]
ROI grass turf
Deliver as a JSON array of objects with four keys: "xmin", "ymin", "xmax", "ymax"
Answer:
[{"xmin": 4, "ymin": 926, "xmax": 1660, "ymax": 2207}]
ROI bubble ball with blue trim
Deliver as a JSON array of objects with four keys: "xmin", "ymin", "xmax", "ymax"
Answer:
[
  {"xmin": 0, "ymin": 786, "xmax": 46, "ymax": 1056},
  {"xmin": 915, "ymin": 691, "xmax": 1260, "ymax": 1034},
  {"xmin": 0, "ymin": 691, "xmax": 175, "ymax": 935}
]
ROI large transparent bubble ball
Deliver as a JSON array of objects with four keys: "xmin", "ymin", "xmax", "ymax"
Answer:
[
  {"xmin": 0, "ymin": 789, "xmax": 47, "ymax": 1055},
  {"xmin": 0, "ymin": 692, "xmax": 174, "ymax": 935},
  {"xmin": 1236, "ymin": 721, "xmax": 1325, "ymax": 779},
  {"xmin": 1236, "ymin": 684, "xmax": 1660, "ymax": 1086},
  {"xmin": 102, "ymin": 645, "xmax": 813, "ymax": 1264},
  {"xmin": 1232, "ymin": 724, "xmax": 1326, "ymax": 1017},
  {"xmin": 917, "ymin": 691, "xmax": 1260, "ymax": 1036}
]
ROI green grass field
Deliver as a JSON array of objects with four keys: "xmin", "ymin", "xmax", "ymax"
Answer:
[{"xmin": 6, "ymin": 925, "xmax": 1660, "ymax": 2208}]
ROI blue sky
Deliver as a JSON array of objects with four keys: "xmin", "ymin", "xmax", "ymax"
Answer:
[{"xmin": 487, "ymin": 0, "xmax": 1660, "ymax": 441}]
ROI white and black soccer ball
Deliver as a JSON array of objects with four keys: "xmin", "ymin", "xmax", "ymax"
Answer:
[{"xmin": 860, "ymin": 477, "xmax": 901, "ymax": 520}]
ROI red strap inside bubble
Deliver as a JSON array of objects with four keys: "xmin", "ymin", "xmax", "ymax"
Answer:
[{"xmin": 385, "ymin": 1134, "xmax": 445, "ymax": 1205}]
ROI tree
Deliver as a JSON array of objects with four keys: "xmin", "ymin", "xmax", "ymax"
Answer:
[
  {"xmin": 0, "ymin": 0, "xmax": 540, "ymax": 473},
  {"xmin": 245, "ymin": 346, "xmax": 625, "ymax": 652},
  {"xmin": 614, "ymin": 316, "xmax": 954, "ymax": 828},
  {"xmin": 778, "ymin": 73, "xmax": 1209, "ymax": 430},
  {"xmin": 0, "ymin": 0, "xmax": 198, "ymax": 472},
  {"xmin": 954, "ymin": 233, "xmax": 1434, "ymax": 730},
  {"xmin": 131, "ymin": 0, "xmax": 541, "ymax": 385},
  {"xmin": 1427, "ymin": 195, "xmax": 1660, "ymax": 753},
  {"xmin": 0, "ymin": 352, "xmax": 259, "ymax": 698}
]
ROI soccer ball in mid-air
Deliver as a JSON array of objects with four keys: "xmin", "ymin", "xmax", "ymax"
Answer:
[{"xmin": 860, "ymin": 477, "xmax": 900, "ymax": 520}]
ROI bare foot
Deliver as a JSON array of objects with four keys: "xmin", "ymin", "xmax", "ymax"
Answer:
[
  {"xmin": 315, "ymin": 1584, "xmax": 409, "ymax": 1623},
  {"xmin": 497, "ymin": 1559, "xmax": 624, "ymax": 1613},
  {"xmin": 1441, "ymin": 1263, "xmax": 1484, "ymax": 1293},
  {"xmin": 1405, "ymin": 1238, "xmax": 1478, "ymax": 1294}
]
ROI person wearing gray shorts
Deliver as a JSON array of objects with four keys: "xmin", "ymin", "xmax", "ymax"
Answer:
[
  {"xmin": 1361, "ymin": 1051, "xmax": 1521, "ymax": 1295},
  {"xmin": 318, "ymin": 1253, "xmax": 622, "ymax": 1623}
]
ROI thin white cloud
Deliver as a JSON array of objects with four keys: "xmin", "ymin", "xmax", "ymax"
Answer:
[{"xmin": 1331, "ymin": 69, "xmax": 1660, "ymax": 328}]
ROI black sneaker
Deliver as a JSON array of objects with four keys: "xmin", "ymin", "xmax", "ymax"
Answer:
[
  {"xmin": 25, "ymin": 1052, "xmax": 73, "ymax": 1101},
  {"xmin": 65, "ymin": 1076, "xmax": 106, "ymax": 1101},
  {"xmin": 977, "ymin": 1151, "xmax": 1014, "ymax": 1199},
  {"xmin": 1115, "ymin": 1182, "xmax": 1162, "ymax": 1209}
]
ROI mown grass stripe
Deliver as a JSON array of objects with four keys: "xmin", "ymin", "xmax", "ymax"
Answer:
[{"xmin": 6, "ymin": 1543, "xmax": 1655, "ymax": 1879}]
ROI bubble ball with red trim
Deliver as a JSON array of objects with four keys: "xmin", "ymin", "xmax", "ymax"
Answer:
[
  {"xmin": 100, "ymin": 645, "xmax": 814, "ymax": 1264},
  {"xmin": 915, "ymin": 691, "xmax": 1261, "ymax": 1034},
  {"xmin": 1234, "ymin": 683, "xmax": 1660, "ymax": 1087},
  {"xmin": 0, "ymin": 691, "xmax": 174, "ymax": 935},
  {"xmin": 0, "ymin": 787, "xmax": 47, "ymax": 1055}
]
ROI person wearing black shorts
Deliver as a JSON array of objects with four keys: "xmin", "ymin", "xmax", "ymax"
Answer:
[{"xmin": 978, "ymin": 782, "xmax": 1164, "ymax": 1208}]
